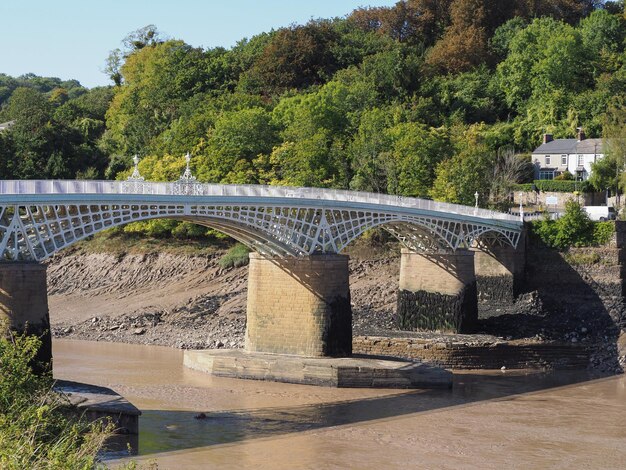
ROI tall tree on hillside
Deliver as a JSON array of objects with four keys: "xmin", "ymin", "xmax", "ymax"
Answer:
[
  {"xmin": 105, "ymin": 40, "xmax": 213, "ymax": 154},
  {"xmin": 122, "ymin": 24, "xmax": 164, "ymax": 53},
  {"xmin": 241, "ymin": 21, "xmax": 340, "ymax": 96},
  {"xmin": 424, "ymin": 0, "xmax": 485, "ymax": 74},
  {"xmin": 4, "ymin": 87, "xmax": 52, "ymax": 178},
  {"xmin": 104, "ymin": 49, "xmax": 123, "ymax": 86},
  {"xmin": 589, "ymin": 97, "xmax": 626, "ymax": 199},
  {"xmin": 348, "ymin": 0, "xmax": 452, "ymax": 46},
  {"xmin": 497, "ymin": 17, "xmax": 590, "ymax": 110}
]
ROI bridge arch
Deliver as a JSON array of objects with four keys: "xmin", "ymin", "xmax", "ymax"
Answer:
[
  {"xmin": 0, "ymin": 201, "xmax": 522, "ymax": 262},
  {"xmin": 0, "ymin": 181, "xmax": 523, "ymax": 262}
]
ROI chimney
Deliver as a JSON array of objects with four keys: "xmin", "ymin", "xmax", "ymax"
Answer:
[
  {"xmin": 543, "ymin": 133, "xmax": 553, "ymax": 144},
  {"xmin": 577, "ymin": 127, "xmax": 586, "ymax": 141}
]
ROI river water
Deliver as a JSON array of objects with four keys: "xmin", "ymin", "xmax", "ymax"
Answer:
[{"xmin": 52, "ymin": 339, "xmax": 626, "ymax": 469}]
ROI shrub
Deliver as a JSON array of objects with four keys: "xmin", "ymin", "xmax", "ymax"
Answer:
[
  {"xmin": 531, "ymin": 202, "xmax": 616, "ymax": 249},
  {"xmin": 552, "ymin": 201, "xmax": 595, "ymax": 248},
  {"xmin": 593, "ymin": 221, "xmax": 614, "ymax": 245},
  {"xmin": 171, "ymin": 221, "xmax": 208, "ymax": 240},
  {"xmin": 514, "ymin": 180, "xmax": 592, "ymax": 193},
  {"xmin": 554, "ymin": 170, "xmax": 574, "ymax": 181},
  {"xmin": 0, "ymin": 333, "xmax": 111, "ymax": 469},
  {"xmin": 219, "ymin": 243, "xmax": 250, "ymax": 269},
  {"xmin": 564, "ymin": 251, "xmax": 602, "ymax": 265}
]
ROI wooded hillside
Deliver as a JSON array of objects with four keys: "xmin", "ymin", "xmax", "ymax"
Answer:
[{"xmin": 0, "ymin": 0, "xmax": 624, "ymax": 211}]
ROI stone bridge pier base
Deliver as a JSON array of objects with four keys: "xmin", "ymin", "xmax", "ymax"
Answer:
[
  {"xmin": 396, "ymin": 248, "xmax": 477, "ymax": 333},
  {"xmin": 245, "ymin": 253, "xmax": 352, "ymax": 357},
  {"xmin": 0, "ymin": 263, "xmax": 52, "ymax": 368},
  {"xmin": 185, "ymin": 251, "xmax": 453, "ymax": 388},
  {"xmin": 473, "ymin": 241, "xmax": 526, "ymax": 306}
]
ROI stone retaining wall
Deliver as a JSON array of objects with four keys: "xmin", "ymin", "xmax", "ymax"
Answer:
[{"xmin": 353, "ymin": 336, "xmax": 590, "ymax": 370}]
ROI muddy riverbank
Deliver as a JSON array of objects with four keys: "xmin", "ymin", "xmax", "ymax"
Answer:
[{"xmin": 48, "ymin": 243, "xmax": 626, "ymax": 373}]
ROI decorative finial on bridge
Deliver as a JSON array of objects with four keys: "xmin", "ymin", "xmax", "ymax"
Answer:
[
  {"xmin": 128, "ymin": 154, "xmax": 144, "ymax": 181},
  {"xmin": 179, "ymin": 152, "xmax": 196, "ymax": 182}
]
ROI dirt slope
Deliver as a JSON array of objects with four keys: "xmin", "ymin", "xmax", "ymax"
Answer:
[{"xmin": 49, "ymin": 248, "xmax": 400, "ymax": 348}]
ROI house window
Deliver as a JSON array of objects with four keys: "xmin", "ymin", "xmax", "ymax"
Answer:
[
  {"xmin": 577, "ymin": 154, "xmax": 584, "ymax": 166},
  {"xmin": 561, "ymin": 155, "xmax": 567, "ymax": 166},
  {"xmin": 545, "ymin": 155, "xmax": 551, "ymax": 165},
  {"xmin": 539, "ymin": 170, "xmax": 554, "ymax": 180}
]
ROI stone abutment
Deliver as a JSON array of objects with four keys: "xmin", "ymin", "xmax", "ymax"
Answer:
[{"xmin": 0, "ymin": 263, "xmax": 52, "ymax": 367}]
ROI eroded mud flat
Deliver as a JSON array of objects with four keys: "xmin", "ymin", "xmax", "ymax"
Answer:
[{"xmin": 53, "ymin": 340, "xmax": 626, "ymax": 470}]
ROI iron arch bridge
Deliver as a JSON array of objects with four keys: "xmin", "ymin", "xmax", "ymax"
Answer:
[{"xmin": 0, "ymin": 180, "xmax": 523, "ymax": 262}]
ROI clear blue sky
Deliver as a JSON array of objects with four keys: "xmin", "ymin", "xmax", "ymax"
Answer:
[{"xmin": 0, "ymin": 0, "xmax": 397, "ymax": 88}]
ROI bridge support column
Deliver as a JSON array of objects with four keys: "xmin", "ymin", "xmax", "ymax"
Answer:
[
  {"xmin": 245, "ymin": 253, "xmax": 352, "ymax": 357},
  {"xmin": 473, "ymin": 241, "xmax": 526, "ymax": 307},
  {"xmin": 396, "ymin": 248, "xmax": 477, "ymax": 333},
  {"xmin": 0, "ymin": 263, "xmax": 52, "ymax": 368}
]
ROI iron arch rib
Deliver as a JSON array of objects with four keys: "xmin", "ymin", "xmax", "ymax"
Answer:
[{"xmin": 0, "ymin": 182, "xmax": 523, "ymax": 261}]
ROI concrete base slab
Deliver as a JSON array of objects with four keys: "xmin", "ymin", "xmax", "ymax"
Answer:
[
  {"xmin": 54, "ymin": 380, "xmax": 141, "ymax": 434},
  {"xmin": 183, "ymin": 349, "xmax": 452, "ymax": 389}
]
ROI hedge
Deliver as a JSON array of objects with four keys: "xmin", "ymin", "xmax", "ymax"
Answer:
[{"xmin": 513, "ymin": 180, "xmax": 592, "ymax": 193}]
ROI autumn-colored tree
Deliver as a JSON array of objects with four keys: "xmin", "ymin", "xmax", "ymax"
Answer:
[
  {"xmin": 242, "ymin": 21, "xmax": 340, "ymax": 96},
  {"xmin": 348, "ymin": 0, "xmax": 452, "ymax": 45}
]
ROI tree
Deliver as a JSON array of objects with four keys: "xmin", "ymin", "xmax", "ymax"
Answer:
[
  {"xmin": 387, "ymin": 123, "xmax": 452, "ymax": 197},
  {"xmin": 430, "ymin": 144, "xmax": 495, "ymax": 205},
  {"xmin": 196, "ymin": 107, "xmax": 277, "ymax": 183},
  {"xmin": 348, "ymin": 0, "xmax": 453, "ymax": 46},
  {"xmin": 489, "ymin": 147, "xmax": 533, "ymax": 210},
  {"xmin": 579, "ymin": 9, "xmax": 624, "ymax": 55},
  {"xmin": 242, "ymin": 21, "xmax": 341, "ymax": 95},
  {"xmin": 590, "ymin": 97, "xmax": 626, "ymax": 200},
  {"xmin": 4, "ymin": 87, "xmax": 53, "ymax": 178},
  {"xmin": 497, "ymin": 18, "xmax": 591, "ymax": 110},
  {"xmin": 105, "ymin": 40, "xmax": 214, "ymax": 154},
  {"xmin": 103, "ymin": 48, "xmax": 123, "ymax": 86},
  {"xmin": 348, "ymin": 107, "xmax": 394, "ymax": 193},
  {"xmin": 122, "ymin": 24, "xmax": 164, "ymax": 53}
]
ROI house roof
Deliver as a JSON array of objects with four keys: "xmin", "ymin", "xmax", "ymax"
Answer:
[
  {"xmin": 533, "ymin": 139, "xmax": 578, "ymax": 154},
  {"xmin": 574, "ymin": 138, "xmax": 603, "ymax": 154},
  {"xmin": 533, "ymin": 138, "xmax": 604, "ymax": 154}
]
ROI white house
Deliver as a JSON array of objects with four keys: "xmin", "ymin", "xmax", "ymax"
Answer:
[{"xmin": 531, "ymin": 129, "xmax": 604, "ymax": 181}]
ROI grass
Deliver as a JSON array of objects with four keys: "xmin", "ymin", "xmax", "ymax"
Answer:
[
  {"xmin": 563, "ymin": 251, "xmax": 602, "ymax": 266},
  {"xmin": 70, "ymin": 227, "xmax": 229, "ymax": 257},
  {"xmin": 218, "ymin": 243, "xmax": 251, "ymax": 269}
]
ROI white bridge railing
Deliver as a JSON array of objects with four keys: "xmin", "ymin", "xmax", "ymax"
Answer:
[{"xmin": 0, "ymin": 180, "xmax": 521, "ymax": 223}]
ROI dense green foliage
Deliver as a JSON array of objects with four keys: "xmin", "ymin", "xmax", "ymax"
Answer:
[
  {"xmin": 0, "ymin": 1, "xmax": 624, "ymax": 239},
  {"xmin": 515, "ymin": 179, "xmax": 592, "ymax": 192},
  {"xmin": 530, "ymin": 200, "xmax": 615, "ymax": 248},
  {"xmin": 0, "ymin": 334, "xmax": 110, "ymax": 469}
]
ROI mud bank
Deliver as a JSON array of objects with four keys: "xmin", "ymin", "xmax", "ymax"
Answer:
[{"xmin": 48, "ymin": 243, "xmax": 626, "ymax": 373}]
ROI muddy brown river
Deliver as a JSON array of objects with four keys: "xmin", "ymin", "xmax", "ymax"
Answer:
[{"xmin": 52, "ymin": 339, "xmax": 626, "ymax": 469}]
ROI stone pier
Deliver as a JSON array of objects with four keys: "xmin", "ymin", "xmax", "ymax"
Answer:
[
  {"xmin": 473, "ymin": 240, "xmax": 526, "ymax": 306},
  {"xmin": 0, "ymin": 263, "xmax": 52, "ymax": 367},
  {"xmin": 245, "ymin": 253, "xmax": 352, "ymax": 357},
  {"xmin": 185, "ymin": 252, "xmax": 452, "ymax": 388},
  {"xmin": 396, "ymin": 248, "xmax": 477, "ymax": 333}
]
